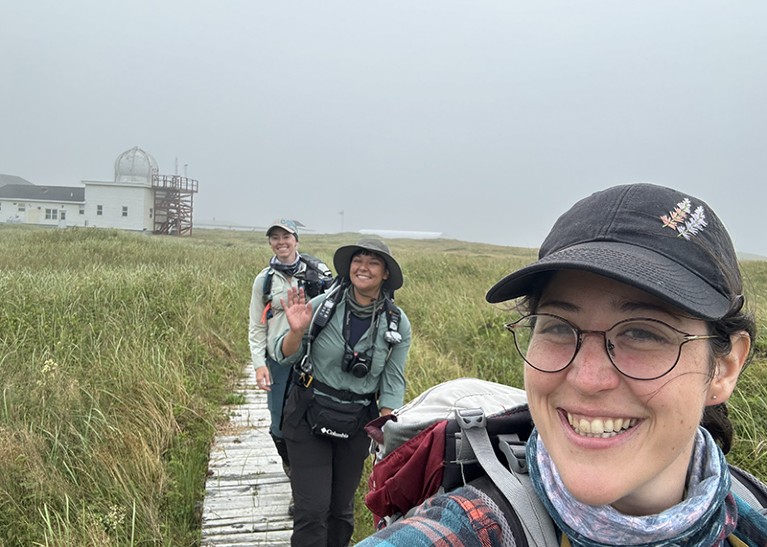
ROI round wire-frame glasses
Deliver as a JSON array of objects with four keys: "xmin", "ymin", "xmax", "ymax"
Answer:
[{"xmin": 504, "ymin": 313, "xmax": 718, "ymax": 381}]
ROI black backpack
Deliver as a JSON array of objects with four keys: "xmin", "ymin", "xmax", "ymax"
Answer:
[{"xmin": 262, "ymin": 253, "xmax": 334, "ymax": 308}]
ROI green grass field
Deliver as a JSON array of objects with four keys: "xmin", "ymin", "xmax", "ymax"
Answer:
[{"xmin": 0, "ymin": 225, "xmax": 764, "ymax": 545}]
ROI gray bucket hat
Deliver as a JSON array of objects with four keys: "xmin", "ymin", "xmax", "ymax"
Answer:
[{"xmin": 333, "ymin": 238, "xmax": 403, "ymax": 291}]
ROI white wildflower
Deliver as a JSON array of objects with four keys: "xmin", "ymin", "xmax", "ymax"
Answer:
[{"xmin": 677, "ymin": 206, "xmax": 707, "ymax": 240}]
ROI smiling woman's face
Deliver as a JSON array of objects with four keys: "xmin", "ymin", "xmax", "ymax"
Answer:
[
  {"xmin": 524, "ymin": 270, "xmax": 721, "ymax": 516},
  {"xmin": 268, "ymin": 228, "xmax": 298, "ymax": 263},
  {"xmin": 349, "ymin": 251, "xmax": 389, "ymax": 296}
]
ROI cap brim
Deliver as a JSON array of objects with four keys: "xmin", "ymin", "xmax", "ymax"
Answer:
[
  {"xmin": 485, "ymin": 241, "xmax": 731, "ymax": 321},
  {"xmin": 334, "ymin": 245, "xmax": 403, "ymax": 291}
]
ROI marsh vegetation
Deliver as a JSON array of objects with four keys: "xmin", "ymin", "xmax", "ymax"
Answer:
[{"xmin": 1, "ymin": 225, "xmax": 764, "ymax": 545}]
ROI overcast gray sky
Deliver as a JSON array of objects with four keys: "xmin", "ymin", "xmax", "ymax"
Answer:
[{"xmin": 2, "ymin": 1, "xmax": 766, "ymax": 255}]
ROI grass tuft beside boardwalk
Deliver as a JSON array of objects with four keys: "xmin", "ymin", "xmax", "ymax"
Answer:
[{"xmin": 0, "ymin": 225, "xmax": 764, "ymax": 545}]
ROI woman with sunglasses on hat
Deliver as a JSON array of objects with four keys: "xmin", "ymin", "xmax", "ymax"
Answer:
[
  {"xmin": 275, "ymin": 237, "xmax": 412, "ymax": 547},
  {"xmin": 357, "ymin": 183, "xmax": 767, "ymax": 546}
]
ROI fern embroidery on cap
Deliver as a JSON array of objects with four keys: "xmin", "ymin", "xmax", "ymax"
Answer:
[{"xmin": 660, "ymin": 198, "xmax": 707, "ymax": 240}]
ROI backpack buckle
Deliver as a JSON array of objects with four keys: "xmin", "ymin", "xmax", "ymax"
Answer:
[
  {"xmin": 299, "ymin": 371, "xmax": 313, "ymax": 388},
  {"xmin": 455, "ymin": 407, "xmax": 486, "ymax": 430},
  {"xmin": 497, "ymin": 434, "xmax": 529, "ymax": 474}
]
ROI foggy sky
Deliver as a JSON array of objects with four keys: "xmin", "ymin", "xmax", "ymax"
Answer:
[{"xmin": 2, "ymin": 1, "xmax": 766, "ymax": 256}]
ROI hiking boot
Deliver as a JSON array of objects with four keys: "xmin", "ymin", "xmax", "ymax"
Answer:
[{"xmin": 270, "ymin": 435, "xmax": 293, "ymax": 476}]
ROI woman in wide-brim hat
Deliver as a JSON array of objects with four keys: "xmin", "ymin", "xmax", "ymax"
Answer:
[
  {"xmin": 332, "ymin": 237, "xmax": 404, "ymax": 294},
  {"xmin": 275, "ymin": 237, "xmax": 412, "ymax": 547}
]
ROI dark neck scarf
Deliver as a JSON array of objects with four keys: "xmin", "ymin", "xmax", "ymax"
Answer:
[
  {"xmin": 343, "ymin": 288, "xmax": 385, "ymax": 348},
  {"xmin": 344, "ymin": 287, "xmax": 385, "ymax": 319},
  {"xmin": 269, "ymin": 254, "xmax": 301, "ymax": 277},
  {"xmin": 526, "ymin": 427, "xmax": 743, "ymax": 546}
]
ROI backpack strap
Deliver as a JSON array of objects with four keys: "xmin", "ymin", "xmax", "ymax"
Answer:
[
  {"xmin": 260, "ymin": 268, "xmax": 275, "ymax": 323},
  {"xmin": 729, "ymin": 464, "xmax": 767, "ymax": 515},
  {"xmin": 262, "ymin": 268, "xmax": 275, "ymax": 305},
  {"xmin": 294, "ymin": 277, "xmax": 348, "ymax": 383},
  {"xmin": 470, "ymin": 475, "xmax": 545, "ymax": 547},
  {"xmin": 307, "ymin": 277, "xmax": 348, "ymax": 342},
  {"xmin": 456, "ymin": 408, "xmax": 558, "ymax": 547},
  {"xmin": 382, "ymin": 297, "xmax": 403, "ymax": 345}
]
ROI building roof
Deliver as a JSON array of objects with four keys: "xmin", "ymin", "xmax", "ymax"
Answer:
[
  {"xmin": 0, "ymin": 184, "xmax": 85, "ymax": 202},
  {"xmin": 0, "ymin": 174, "xmax": 34, "ymax": 187}
]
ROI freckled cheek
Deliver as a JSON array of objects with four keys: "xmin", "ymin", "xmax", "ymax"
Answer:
[
  {"xmin": 648, "ymin": 399, "xmax": 701, "ymax": 452},
  {"xmin": 523, "ymin": 370, "xmax": 562, "ymax": 421},
  {"xmin": 524, "ymin": 367, "xmax": 563, "ymax": 393}
]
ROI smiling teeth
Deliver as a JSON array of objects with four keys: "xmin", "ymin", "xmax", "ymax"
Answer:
[{"xmin": 567, "ymin": 413, "xmax": 638, "ymax": 438}]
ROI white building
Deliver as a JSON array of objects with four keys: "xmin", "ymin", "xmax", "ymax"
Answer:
[
  {"xmin": 0, "ymin": 182, "xmax": 85, "ymax": 227},
  {"xmin": 0, "ymin": 147, "xmax": 199, "ymax": 235}
]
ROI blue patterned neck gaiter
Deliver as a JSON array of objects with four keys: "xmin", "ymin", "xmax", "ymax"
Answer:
[{"xmin": 526, "ymin": 427, "xmax": 737, "ymax": 547}]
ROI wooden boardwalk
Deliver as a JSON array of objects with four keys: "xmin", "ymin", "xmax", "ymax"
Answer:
[{"xmin": 201, "ymin": 365, "xmax": 293, "ymax": 546}]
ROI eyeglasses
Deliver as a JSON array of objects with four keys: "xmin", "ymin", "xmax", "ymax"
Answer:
[{"xmin": 504, "ymin": 313, "xmax": 717, "ymax": 380}]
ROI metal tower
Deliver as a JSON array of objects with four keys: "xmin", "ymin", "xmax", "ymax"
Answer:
[{"xmin": 151, "ymin": 171, "xmax": 199, "ymax": 236}]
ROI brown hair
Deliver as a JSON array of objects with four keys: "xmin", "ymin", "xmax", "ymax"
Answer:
[{"xmin": 701, "ymin": 298, "xmax": 755, "ymax": 453}]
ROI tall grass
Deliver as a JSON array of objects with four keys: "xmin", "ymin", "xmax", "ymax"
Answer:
[
  {"xmin": 0, "ymin": 226, "xmax": 256, "ymax": 545},
  {"xmin": 0, "ymin": 225, "xmax": 764, "ymax": 545}
]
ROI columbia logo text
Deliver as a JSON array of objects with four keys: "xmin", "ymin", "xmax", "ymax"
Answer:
[{"xmin": 320, "ymin": 427, "xmax": 349, "ymax": 439}]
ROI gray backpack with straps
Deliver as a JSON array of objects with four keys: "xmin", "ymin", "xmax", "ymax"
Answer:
[
  {"xmin": 366, "ymin": 378, "xmax": 767, "ymax": 546},
  {"xmin": 367, "ymin": 378, "xmax": 557, "ymax": 545}
]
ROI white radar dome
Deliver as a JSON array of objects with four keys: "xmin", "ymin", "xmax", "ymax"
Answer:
[{"xmin": 114, "ymin": 146, "xmax": 158, "ymax": 183}]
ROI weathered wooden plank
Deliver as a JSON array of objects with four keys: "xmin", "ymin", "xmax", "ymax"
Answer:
[
  {"xmin": 203, "ymin": 508, "xmax": 294, "ymax": 527},
  {"xmin": 201, "ymin": 365, "xmax": 293, "ymax": 546},
  {"xmin": 201, "ymin": 529, "xmax": 293, "ymax": 546}
]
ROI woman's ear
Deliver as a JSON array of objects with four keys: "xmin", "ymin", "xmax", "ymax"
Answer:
[{"xmin": 707, "ymin": 332, "xmax": 751, "ymax": 404}]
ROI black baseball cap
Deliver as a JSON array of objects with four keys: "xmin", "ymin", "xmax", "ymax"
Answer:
[{"xmin": 486, "ymin": 183, "xmax": 742, "ymax": 321}]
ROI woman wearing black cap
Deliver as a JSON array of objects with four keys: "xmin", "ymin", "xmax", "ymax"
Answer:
[
  {"xmin": 357, "ymin": 184, "xmax": 767, "ymax": 546},
  {"xmin": 275, "ymin": 237, "xmax": 412, "ymax": 547}
]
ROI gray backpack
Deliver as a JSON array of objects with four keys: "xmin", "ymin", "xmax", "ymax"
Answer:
[{"xmin": 366, "ymin": 378, "xmax": 767, "ymax": 547}]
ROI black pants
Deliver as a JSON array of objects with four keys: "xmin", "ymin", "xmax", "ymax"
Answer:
[{"xmin": 283, "ymin": 387, "xmax": 374, "ymax": 547}]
